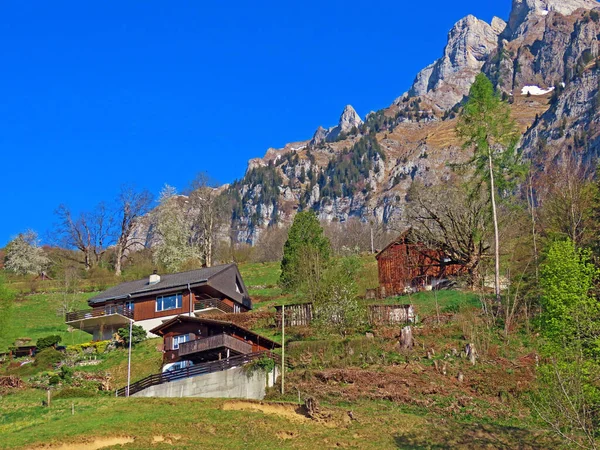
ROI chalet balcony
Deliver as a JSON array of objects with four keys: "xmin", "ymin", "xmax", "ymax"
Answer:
[
  {"xmin": 65, "ymin": 305, "xmax": 133, "ymax": 338},
  {"xmin": 177, "ymin": 333, "xmax": 252, "ymax": 358},
  {"xmin": 194, "ymin": 298, "xmax": 234, "ymax": 314}
]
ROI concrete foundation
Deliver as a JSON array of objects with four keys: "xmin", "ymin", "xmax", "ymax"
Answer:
[{"xmin": 131, "ymin": 366, "xmax": 279, "ymax": 400}]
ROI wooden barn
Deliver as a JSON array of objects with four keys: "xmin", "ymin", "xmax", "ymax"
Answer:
[{"xmin": 376, "ymin": 229, "xmax": 463, "ymax": 297}]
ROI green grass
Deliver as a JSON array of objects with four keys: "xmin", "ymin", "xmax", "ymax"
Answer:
[
  {"xmin": 373, "ymin": 289, "xmax": 481, "ymax": 317},
  {"xmin": 0, "ymin": 292, "xmax": 97, "ymax": 352},
  {"xmin": 0, "ymin": 391, "xmax": 555, "ymax": 449}
]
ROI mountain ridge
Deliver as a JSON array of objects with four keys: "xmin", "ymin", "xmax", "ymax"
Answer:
[{"xmin": 185, "ymin": 0, "xmax": 600, "ymax": 245}]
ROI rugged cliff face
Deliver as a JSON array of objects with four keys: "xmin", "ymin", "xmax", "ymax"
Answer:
[
  {"xmin": 398, "ymin": 15, "xmax": 506, "ymax": 112},
  {"xmin": 226, "ymin": 0, "xmax": 600, "ymax": 245}
]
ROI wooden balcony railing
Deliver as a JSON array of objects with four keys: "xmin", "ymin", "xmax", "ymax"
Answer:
[
  {"xmin": 66, "ymin": 305, "xmax": 133, "ymax": 323},
  {"xmin": 177, "ymin": 333, "xmax": 252, "ymax": 357},
  {"xmin": 194, "ymin": 298, "xmax": 234, "ymax": 314}
]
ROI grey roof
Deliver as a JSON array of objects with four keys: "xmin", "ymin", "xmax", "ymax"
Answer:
[{"xmin": 88, "ymin": 264, "xmax": 234, "ymax": 305}]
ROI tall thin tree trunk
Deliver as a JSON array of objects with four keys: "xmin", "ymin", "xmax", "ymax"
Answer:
[
  {"xmin": 528, "ymin": 174, "xmax": 539, "ymax": 284},
  {"xmin": 488, "ymin": 152, "xmax": 501, "ymax": 304},
  {"xmin": 115, "ymin": 242, "xmax": 124, "ymax": 276}
]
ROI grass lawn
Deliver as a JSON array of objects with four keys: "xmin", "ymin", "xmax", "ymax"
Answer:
[
  {"xmin": 372, "ymin": 289, "xmax": 481, "ymax": 317},
  {"xmin": 0, "ymin": 391, "xmax": 554, "ymax": 449},
  {"xmin": 0, "ymin": 292, "xmax": 97, "ymax": 352}
]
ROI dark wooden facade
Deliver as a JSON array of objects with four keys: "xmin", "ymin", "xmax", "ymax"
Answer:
[
  {"xmin": 376, "ymin": 230, "xmax": 463, "ymax": 297},
  {"xmin": 151, "ymin": 315, "xmax": 280, "ymax": 365},
  {"xmin": 85, "ymin": 264, "xmax": 251, "ymax": 324}
]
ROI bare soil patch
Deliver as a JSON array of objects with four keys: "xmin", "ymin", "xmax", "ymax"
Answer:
[
  {"xmin": 26, "ymin": 436, "xmax": 134, "ymax": 450},
  {"xmin": 223, "ymin": 400, "xmax": 310, "ymax": 423}
]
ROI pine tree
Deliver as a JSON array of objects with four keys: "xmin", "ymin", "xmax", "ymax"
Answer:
[{"xmin": 457, "ymin": 73, "xmax": 524, "ymax": 304}]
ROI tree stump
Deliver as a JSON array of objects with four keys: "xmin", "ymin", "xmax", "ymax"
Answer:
[
  {"xmin": 399, "ymin": 326, "xmax": 414, "ymax": 350},
  {"xmin": 304, "ymin": 396, "xmax": 320, "ymax": 419},
  {"xmin": 465, "ymin": 344, "xmax": 477, "ymax": 366}
]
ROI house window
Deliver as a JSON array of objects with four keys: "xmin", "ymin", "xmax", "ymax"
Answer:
[
  {"xmin": 235, "ymin": 278, "xmax": 243, "ymax": 294},
  {"xmin": 234, "ymin": 304, "xmax": 241, "ymax": 313},
  {"xmin": 125, "ymin": 301, "xmax": 134, "ymax": 312},
  {"xmin": 156, "ymin": 293, "xmax": 183, "ymax": 312},
  {"xmin": 172, "ymin": 334, "xmax": 190, "ymax": 350}
]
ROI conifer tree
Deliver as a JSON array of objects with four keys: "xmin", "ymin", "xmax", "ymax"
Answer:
[{"xmin": 457, "ymin": 73, "xmax": 524, "ymax": 303}]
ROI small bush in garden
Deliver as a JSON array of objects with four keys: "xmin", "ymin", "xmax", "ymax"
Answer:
[
  {"xmin": 34, "ymin": 348, "xmax": 63, "ymax": 367},
  {"xmin": 116, "ymin": 325, "xmax": 147, "ymax": 347},
  {"xmin": 36, "ymin": 335, "xmax": 62, "ymax": 350},
  {"xmin": 60, "ymin": 365, "xmax": 74, "ymax": 383}
]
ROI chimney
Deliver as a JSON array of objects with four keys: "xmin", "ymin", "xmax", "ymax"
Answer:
[{"xmin": 149, "ymin": 269, "xmax": 161, "ymax": 285}]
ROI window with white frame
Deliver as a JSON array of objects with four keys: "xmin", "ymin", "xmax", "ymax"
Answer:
[
  {"xmin": 172, "ymin": 334, "xmax": 190, "ymax": 350},
  {"xmin": 156, "ymin": 293, "xmax": 183, "ymax": 312}
]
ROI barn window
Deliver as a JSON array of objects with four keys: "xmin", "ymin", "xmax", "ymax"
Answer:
[{"xmin": 156, "ymin": 293, "xmax": 183, "ymax": 312}]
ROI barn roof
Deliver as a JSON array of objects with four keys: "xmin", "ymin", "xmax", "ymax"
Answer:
[{"xmin": 375, "ymin": 229, "xmax": 417, "ymax": 260}]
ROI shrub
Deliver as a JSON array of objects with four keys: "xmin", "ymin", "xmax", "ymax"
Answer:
[
  {"xmin": 66, "ymin": 340, "xmax": 110, "ymax": 354},
  {"xmin": 53, "ymin": 387, "xmax": 98, "ymax": 399},
  {"xmin": 244, "ymin": 355, "xmax": 276, "ymax": 375},
  {"xmin": 60, "ymin": 365, "xmax": 74, "ymax": 383},
  {"xmin": 116, "ymin": 324, "xmax": 147, "ymax": 347},
  {"xmin": 36, "ymin": 335, "xmax": 62, "ymax": 350},
  {"xmin": 34, "ymin": 348, "xmax": 63, "ymax": 367}
]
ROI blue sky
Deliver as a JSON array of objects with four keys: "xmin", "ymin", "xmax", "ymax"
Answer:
[{"xmin": 0, "ymin": 1, "xmax": 510, "ymax": 246}]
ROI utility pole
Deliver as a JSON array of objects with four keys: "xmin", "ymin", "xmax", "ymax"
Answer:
[
  {"xmin": 281, "ymin": 304, "xmax": 285, "ymax": 395},
  {"xmin": 370, "ymin": 223, "xmax": 375, "ymax": 254},
  {"xmin": 126, "ymin": 318, "xmax": 133, "ymax": 397}
]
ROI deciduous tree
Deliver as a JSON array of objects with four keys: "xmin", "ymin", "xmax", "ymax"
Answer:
[
  {"xmin": 533, "ymin": 239, "xmax": 600, "ymax": 449},
  {"xmin": 406, "ymin": 178, "xmax": 492, "ymax": 287},
  {"xmin": 4, "ymin": 230, "xmax": 50, "ymax": 275},
  {"xmin": 54, "ymin": 203, "xmax": 112, "ymax": 270},
  {"xmin": 186, "ymin": 172, "xmax": 228, "ymax": 268},
  {"xmin": 113, "ymin": 186, "xmax": 153, "ymax": 276},
  {"xmin": 280, "ymin": 210, "xmax": 330, "ymax": 291}
]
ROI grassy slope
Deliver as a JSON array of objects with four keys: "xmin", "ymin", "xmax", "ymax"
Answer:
[
  {"xmin": 0, "ymin": 292, "xmax": 95, "ymax": 352},
  {"xmin": 0, "ymin": 258, "xmax": 555, "ymax": 448}
]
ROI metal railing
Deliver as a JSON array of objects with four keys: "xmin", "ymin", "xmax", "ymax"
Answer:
[
  {"xmin": 194, "ymin": 298, "xmax": 234, "ymax": 314},
  {"xmin": 115, "ymin": 351, "xmax": 284, "ymax": 397},
  {"xmin": 66, "ymin": 305, "xmax": 133, "ymax": 322},
  {"xmin": 177, "ymin": 333, "xmax": 252, "ymax": 356}
]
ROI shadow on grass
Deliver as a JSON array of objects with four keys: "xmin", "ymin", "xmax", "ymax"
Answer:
[{"xmin": 394, "ymin": 422, "xmax": 552, "ymax": 449}]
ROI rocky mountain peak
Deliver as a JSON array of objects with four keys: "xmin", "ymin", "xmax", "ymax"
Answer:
[
  {"xmin": 310, "ymin": 105, "xmax": 363, "ymax": 144},
  {"xmin": 338, "ymin": 105, "xmax": 363, "ymax": 132},
  {"xmin": 310, "ymin": 126, "xmax": 328, "ymax": 146},
  {"xmin": 399, "ymin": 14, "xmax": 502, "ymax": 111},
  {"xmin": 508, "ymin": 0, "xmax": 599, "ymax": 37}
]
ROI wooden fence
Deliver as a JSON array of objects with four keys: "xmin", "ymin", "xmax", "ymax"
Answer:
[
  {"xmin": 368, "ymin": 304, "xmax": 415, "ymax": 325},
  {"xmin": 274, "ymin": 303, "xmax": 415, "ymax": 327},
  {"xmin": 275, "ymin": 303, "xmax": 313, "ymax": 327}
]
